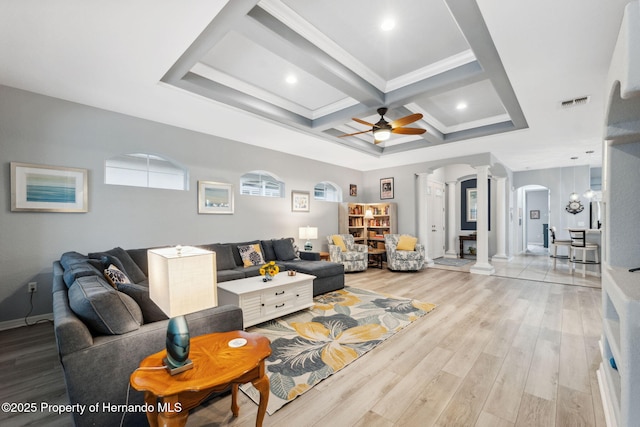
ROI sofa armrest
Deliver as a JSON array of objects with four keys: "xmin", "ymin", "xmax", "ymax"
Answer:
[
  {"xmin": 53, "ymin": 290, "xmax": 94, "ymax": 356},
  {"xmin": 60, "ymin": 305, "xmax": 243, "ymax": 427},
  {"xmin": 353, "ymin": 244, "xmax": 368, "ymax": 253},
  {"xmin": 299, "ymin": 251, "xmax": 321, "ymax": 261}
]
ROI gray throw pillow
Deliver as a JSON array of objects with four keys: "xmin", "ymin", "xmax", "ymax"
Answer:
[
  {"xmin": 203, "ymin": 244, "xmax": 237, "ymax": 271},
  {"xmin": 68, "ymin": 275, "xmax": 142, "ymax": 335},
  {"xmin": 273, "ymin": 238, "xmax": 298, "ymax": 261},
  {"xmin": 117, "ymin": 282, "xmax": 168, "ymax": 323},
  {"xmin": 89, "ymin": 247, "xmax": 146, "ymax": 283}
]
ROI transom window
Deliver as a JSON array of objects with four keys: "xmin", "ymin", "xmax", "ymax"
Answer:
[
  {"xmin": 314, "ymin": 181, "xmax": 342, "ymax": 202},
  {"xmin": 105, "ymin": 153, "xmax": 188, "ymax": 190},
  {"xmin": 240, "ymin": 170, "xmax": 284, "ymax": 197}
]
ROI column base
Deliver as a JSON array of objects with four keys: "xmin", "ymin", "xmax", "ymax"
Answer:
[
  {"xmin": 444, "ymin": 251, "xmax": 458, "ymax": 258},
  {"xmin": 470, "ymin": 262, "xmax": 495, "ymax": 275},
  {"xmin": 491, "ymin": 254, "xmax": 513, "ymax": 262}
]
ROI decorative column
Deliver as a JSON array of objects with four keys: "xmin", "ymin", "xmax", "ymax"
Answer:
[
  {"xmin": 470, "ymin": 165, "xmax": 495, "ymax": 275},
  {"xmin": 492, "ymin": 176, "xmax": 511, "ymax": 261},
  {"xmin": 445, "ymin": 181, "xmax": 458, "ymax": 258},
  {"xmin": 415, "ymin": 172, "xmax": 433, "ymax": 267}
]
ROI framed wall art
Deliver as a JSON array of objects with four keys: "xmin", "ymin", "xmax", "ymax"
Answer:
[
  {"xmin": 198, "ymin": 181, "xmax": 234, "ymax": 214},
  {"xmin": 530, "ymin": 210, "xmax": 540, "ymax": 219},
  {"xmin": 11, "ymin": 162, "xmax": 88, "ymax": 212},
  {"xmin": 349, "ymin": 184, "xmax": 357, "ymax": 197},
  {"xmin": 380, "ymin": 177, "xmax": 394, "ymax": 199},
  {"xmin": 291, "ymin": 190, "xmax": 310, "ymax": 212}
]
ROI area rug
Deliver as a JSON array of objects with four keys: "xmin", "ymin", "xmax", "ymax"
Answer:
[
  {"xmin": 240, "ymin": 286, "xmax": 436, "ymax": 415},
  {"xmin": 433, "ymin": 257, "xmax": 473, "ymax": 267}
]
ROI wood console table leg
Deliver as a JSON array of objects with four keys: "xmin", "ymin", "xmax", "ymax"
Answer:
[
  {"xmin": 231, "ymin": 383, "xmax": 240, "ymax": 417},
  {"xmin": 157, "ymin": 395, "xmax": 188, "ymax": 427},
  {"xmin": 251, "ymin": 374, "xmax": 270, "ymax": 427}
]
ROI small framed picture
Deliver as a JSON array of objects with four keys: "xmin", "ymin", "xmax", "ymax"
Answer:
[
  {"xmin": 291, "ymin": 190, "xmax": 310, "ymax": 212},
  {"xmin": 530, "ymin": 210, "xmax": 540, "ymax": 220},
  {"xmin": 11, "ymin": 162, "xmax": 88, "ymax": 212},
  {"xmin": 349, "ymin": 184, "xmax": 357, "ymax": 197},
  {"xmin": 380, "ymin": 177, "xmax": 394, "ymax": 200},
  {"xmin": 198, "ymin": 181, "xmax": 234, "ymax": 214}
]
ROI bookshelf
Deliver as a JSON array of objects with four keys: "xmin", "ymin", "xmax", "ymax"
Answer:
[{"xmin": 338, "ymin": 203, "xmax": 397, "ymax": 249}]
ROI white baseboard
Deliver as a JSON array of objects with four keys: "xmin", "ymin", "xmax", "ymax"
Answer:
[{"xmin": 0, "ymin": 313, "xmax": 53, "ymax": 331}]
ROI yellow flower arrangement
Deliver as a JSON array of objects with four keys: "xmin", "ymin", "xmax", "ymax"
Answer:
[{"xmin": 259, "ymin": 261, "xmax": 280, "ymax": 281}]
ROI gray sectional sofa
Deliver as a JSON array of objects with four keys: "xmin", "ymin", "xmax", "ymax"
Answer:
[{"xmin": 52, "ymin": 238, "xmax": 344, "ymax": 427}]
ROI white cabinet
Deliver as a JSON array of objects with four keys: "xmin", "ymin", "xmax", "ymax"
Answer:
[
  {"xmin": 599, "ymin": 268, "xmax": 640, "ymax": 427},
  {"xmin": 217, "ymin": 273, "xmax": 315, "ymax": 328}
]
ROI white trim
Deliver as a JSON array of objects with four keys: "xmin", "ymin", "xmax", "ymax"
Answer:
[{"xmin": 0, "ymin": 313, "xmax": 53, "ymax": 331}]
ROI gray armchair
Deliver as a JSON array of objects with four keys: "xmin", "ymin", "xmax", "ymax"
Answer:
[
  {"xmin": 326, "ymin": 234, "xmax": 368, "ymax": 272},
  {"xmin": 384, "ymin": 234, "xmax": 425, "ymax": 271}
]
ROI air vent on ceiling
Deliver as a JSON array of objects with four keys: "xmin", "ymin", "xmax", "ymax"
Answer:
[{"xmin": 560, "ymin": 96, "xmax": 591, "ymax": 108}]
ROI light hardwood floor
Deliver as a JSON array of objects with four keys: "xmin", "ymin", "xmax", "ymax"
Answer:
[{"xmin": 0, "ymin": 267, "xmax": 604, "ymax": 427}]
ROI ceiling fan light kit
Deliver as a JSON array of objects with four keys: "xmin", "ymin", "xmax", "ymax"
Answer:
[{"xmin": 339, "ymin": 107, "xmax": 426, "ymax": 144}]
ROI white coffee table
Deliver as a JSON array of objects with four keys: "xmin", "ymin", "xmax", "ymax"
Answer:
[{"xmin": 217, "ymin": 272, "xmax": 316, "ymax": 328}]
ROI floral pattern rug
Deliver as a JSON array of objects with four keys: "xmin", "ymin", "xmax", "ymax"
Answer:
[{"xmin": 240, "ymin": 286, "xmax": 436, "ymax": 414}]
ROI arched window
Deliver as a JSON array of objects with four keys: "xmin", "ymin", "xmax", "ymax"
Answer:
[
  {"xmin": 314, "ymin": 181, "xmax": 342, "ymax": 202},
  {"xmin": 240, "ymin": 170, "xmax": 285, "ymax": 197},
  {"xmin": 105, "ymin": 153, "xmax": 188, "ymax": 190}
]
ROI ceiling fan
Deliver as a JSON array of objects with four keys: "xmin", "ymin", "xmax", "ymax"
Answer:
[{"xmin": 338, "ymin": 107, "xmax": 426, "ymax": 144}]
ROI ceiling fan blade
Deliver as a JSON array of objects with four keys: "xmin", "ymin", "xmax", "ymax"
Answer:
[
  {"xmin": 389, "ymin": 113, "xmax": 423, "ymax": 128},
  {"xmin": 338, "ymin": 129, "xmax": 372, "ymax": 138},
  {"xmin": 391, "ymin": 127, "xmax": 426, "ymax": 135},
  {"xmin": 352, "ymin": 117, "xmax": 376, "ymax": 127}
]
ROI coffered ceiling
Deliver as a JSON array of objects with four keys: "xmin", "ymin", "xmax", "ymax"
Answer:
[
  {"xmin": 0, "ymin": 0, "xmax": 631, "ymax": 171},
  {"xmin": 163, "ymin": 0, "xmax": 526, "ymax": 156}
]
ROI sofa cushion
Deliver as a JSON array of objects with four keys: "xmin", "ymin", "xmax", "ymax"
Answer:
[
  {"xmin": 273, "ymin": 238, "xmax": 298, "ymax": 261},
  {"xmin": 203, "ymin": 244, "xmax": 238, "ymax": 271},
  {"xmin": 125, "ymin": 247, "xmax": 156, "ymax": 277},
  {"xmin": 279, "ymin": 260, "xmax": 344, "ymax": 279},
  {"xmin": 233, "ymin": 265, "xmax": 263, "ymax": 278},
  {"xmin": 261, "ymin": 240, "xmax": 277, "ymax": 262},
  {"xmin": 238, "ymin": 243, "xmax": 265, "ymax": 267},
  {"xmin": 216, "ymin": 269, "xmax": 246, "ymax": 282},
  {"xmin": 227, "ymin": 240, "xmax": 260, "ymax": 267},
  {"xmin": 89, "ymin": 247, "xmax": 146, "ymax": 284},
  {"xmin": 68, "ymin": 275, "xmax": 142, "ymax": 335},
  {"xmin": 63, "ymin": 261, "xmax": 103, "ymax": 288},
  {"xmin": 116, "ymin": 282, "xmax": 168, "ymax": 323},
  {"xmin": 60, "ymin": 251, "xmax": 89, "ymax": 270}
]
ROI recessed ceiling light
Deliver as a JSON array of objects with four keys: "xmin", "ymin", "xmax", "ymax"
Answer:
[
  {"xmin": 285, "ymin": 75, "xmax": 297, "ymax": 84},
  {"xmin": 381, "ymin": 18, "xmax": 395, "ymax": 31},
  {"xmin": 456, "ymin": 102, "xmax": 467, "ymax": 110}
]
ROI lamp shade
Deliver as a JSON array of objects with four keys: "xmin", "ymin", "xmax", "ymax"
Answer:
[
  {"xmin": 364, "ymin": 209, "xmax": 374, "ymax": 219},
  {"xmin": 148, "ymin": 246, "xmax": 217, "ymax": 318},
  {"xmin": 299, "ymin": 226, "xmax": 318, "ymax": 240}
]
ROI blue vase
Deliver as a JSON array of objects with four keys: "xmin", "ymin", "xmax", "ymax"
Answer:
[{"xmin": 166, "ymin": 315, "xmax": 190, "ymax": 369}]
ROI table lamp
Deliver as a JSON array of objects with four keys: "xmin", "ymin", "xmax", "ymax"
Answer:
[
  {"xmin": 299, "ymin": 226, "xmax": 318, "ymax": 251},
  {"xmin": 148, "ymin": 245, "xmax": 217, "ymax": 375}
]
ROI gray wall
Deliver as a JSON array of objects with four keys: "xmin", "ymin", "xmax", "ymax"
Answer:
[{"xmin": 0, "ymin": 86, "xmax": 363, "ymax": 323}]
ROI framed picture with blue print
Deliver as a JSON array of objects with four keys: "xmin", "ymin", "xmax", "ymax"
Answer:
[{"xmin": 11, "ymin": 162, "xmax": 88, "ymax": 213}]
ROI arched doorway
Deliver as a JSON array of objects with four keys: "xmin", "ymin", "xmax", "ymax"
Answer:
[{"xmin": 515, "ymin": 185, "xmax": 550, "ymax": 255}]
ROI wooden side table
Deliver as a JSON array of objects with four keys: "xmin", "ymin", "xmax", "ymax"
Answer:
[
  {"xmin": 368, "ymin": 248, "xmax": 386, "ymax": 269},
  {"xmin": 319, "ymin": 251, "xmax": 330, "ymax": 261},
  {"xmin": 130, "ymin": 331, "xmax": 271, "ymax": 427}
]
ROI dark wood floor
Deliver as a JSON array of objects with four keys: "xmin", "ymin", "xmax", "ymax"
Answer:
[{"xmin": 0, "ymin": 266, "xmax": 604, "ymax": 427}]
